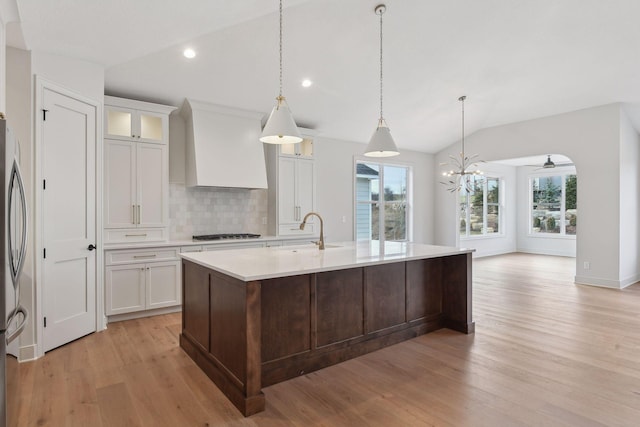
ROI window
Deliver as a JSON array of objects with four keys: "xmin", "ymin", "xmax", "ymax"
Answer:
[
  {"xmin": 531, "ymin": 173, "xmax": 577, "ymax": 235},
  {"xmin": 355, "ymin": 161, "xmax": 411, "ymax": 242},
  {"xmin": 459, "ymin": 176, "xmax": 501, "ymax": 237}
]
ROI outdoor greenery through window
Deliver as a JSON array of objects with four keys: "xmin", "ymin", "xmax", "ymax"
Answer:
[
  {"xmin": 355, "ymin": 161, "xmax": 410, "ymax": 242},
  {"xmin": 459, "ymin": 175, "xmax": 501, "ymax": 237},
  {"xmin": 531, "ymin": 174, "xmax": 577, "ymax": 235}
]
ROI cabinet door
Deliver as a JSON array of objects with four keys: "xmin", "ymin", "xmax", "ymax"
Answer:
[
  {"xmin": 105, "ymin": 106, "xmax": 136, "ymax": 141},
  {"xmin": 278, "ymin": 157, "xmax": 298, "ymax": 223},
  {"xmin": 104, "ymin": 139, "xmax": 136, "ymax": 228},
  {"xmin": 138, "ymin": 111, "xmax": 166, "ymax": 143},
  {"xmin": 296, "ymin": 159, "xmax": 315, "ymax": 220},
  {"xmin": 105, "ymin": 264, "xmax": 146, "ymax": 315},
  {"xmin": 146, "ymin": 261, "xmax": 181, "ymax": 309},
  {"xmin": 137, "ymin": 142, "xmax": 167, "ymax": 227}
]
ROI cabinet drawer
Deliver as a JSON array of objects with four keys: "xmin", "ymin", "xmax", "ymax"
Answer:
[
  {"xmin": 106, "ymin": 248, "xmax": 179, "ymax": 265},
  {"xmin": 104, "ymin": 228, "xmax": 168, "ymax": 244},
  {"xmin": 279, "ymin": 223, "xmax": 315, "ymax": 236}
]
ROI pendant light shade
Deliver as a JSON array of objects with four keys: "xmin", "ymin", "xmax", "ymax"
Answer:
[
  {"xmin": 260, "ymin": 0, "xmax": 302, "ymax": 145},
  {"xmin": 365, "ymin": 121, "xmax": 398, "ymax": 157},
  {"xmin": 260, "ymin": 96, "xmax": 303, "ymax": 144},
  {"xmin": 364, "ymin": 4, "xmax": 399, "ymax": 158}
]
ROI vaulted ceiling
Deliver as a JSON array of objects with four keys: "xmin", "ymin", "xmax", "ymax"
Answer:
[{"xmin": 10, "ymin": 0, "xmax": 640, "ymax": 153}]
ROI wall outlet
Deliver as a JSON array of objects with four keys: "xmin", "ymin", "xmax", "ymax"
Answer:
[
  {"xmin": 583, "ymin": 261, "xmax": 590, "ymax": 270},
  {"xmin": 342, "ymin": 216, "xmax": 347, "ymax": 223},
  {"xmin": 262, "ymin": 217, "xmax": 267, "ymax": 225}
]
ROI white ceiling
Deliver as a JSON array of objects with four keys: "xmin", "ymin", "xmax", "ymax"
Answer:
[{"xmin": 10, "ymin": 0, "xmax": 640, "ymax": 153}]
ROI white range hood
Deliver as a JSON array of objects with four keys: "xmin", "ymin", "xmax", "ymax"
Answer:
[{"xmin": 180, "ymin": 99, "xmax": 268, "ymax": 189}]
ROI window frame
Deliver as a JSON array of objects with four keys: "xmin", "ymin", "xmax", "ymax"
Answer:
[
  {"xmin": 528, "ymin": 170, "xmax": 577, "ymax": 238},
  {"xmin": 354, "ymin": 159, "xmax": 413, "ymax": 243},
  {"xmin": 459, "ymin": 175, "xmax": 503, "ymax": 239}
]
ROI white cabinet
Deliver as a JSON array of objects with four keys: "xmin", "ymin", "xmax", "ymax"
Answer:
[
  {"xmin": 267, "ymin": 129, "xmax": 317, "ymax": 237},
  {"xmin": 277, "ymin": 157, "xmax": 315, "ymax": 235},
  {"xmin": 105, "ymin": 248, "xmax": 180, "ymax": 316},
  {"xmin": 104, "ymin": 96, "xmax": 175, "ymax": 244},
  {"xmin": 279, "ymin": 137, "xmax": 314, "ymax": 158},
  {"xmin": 105, "ymin": 96, "xmax": 173, "ymax": 143},
  {"xmin": 105, "ymin": 140, "xmax": 168, "ymax": 229}
]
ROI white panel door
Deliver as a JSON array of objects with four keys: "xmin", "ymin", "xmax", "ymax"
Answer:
[
  {"xmin": 104, "ymin": 139, "xmax": 136, "ymax": 228},
  {"xmin": 146, "ymin": 261, "xmax": 180, "ymax": 309},
  {"xmin": 42, "ymin": 88, "xmax": 97, "ymax": 352},
  {"xmin": 137, "ymin": 142, "xmax": 166, "ymax": 227},
  {"xmin": 105, "ymin": 265, "xmax": 146, "ymax": 315}
]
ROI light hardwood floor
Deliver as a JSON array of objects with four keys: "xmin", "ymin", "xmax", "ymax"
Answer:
[{"xmin": 13, "ymin": 253, "xmax": 640, "ymax": 426}]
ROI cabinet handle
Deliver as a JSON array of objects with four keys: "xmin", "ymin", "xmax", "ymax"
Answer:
[
  {"xmin": 137, "ymin": 205, "xmax": 141, "ymax": 224},
  {"xmin": 133, "ymin": 254, "xmax": 157, "ymax": 259},
  {"xmin": 125, "ymin": 233, "xmax": 147, "ymax": 237},
  {"xmin": 132, "ymin": 205, "xmax": 136, "ymax": 224}
]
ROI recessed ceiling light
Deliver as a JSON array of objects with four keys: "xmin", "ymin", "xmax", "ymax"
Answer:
[
  {"xmin": 302, "ymin": 79, "xmax": 312, "ymax": 88},
  {"xmin": 183, "ymin": 48, "xmax": 196, "ymax": 59}
]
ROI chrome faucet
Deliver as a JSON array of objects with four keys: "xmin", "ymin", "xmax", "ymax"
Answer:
[{"xmin": 300, "ymin": 212, "xmax": 325, "ymax": 250}]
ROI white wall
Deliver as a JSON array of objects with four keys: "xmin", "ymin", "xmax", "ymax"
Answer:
[
  {"xmin": 169, "ymin": 112, "xmax": 186, "ymax": 184},
  {"xmin": 314, "ymin": 136, "xmax": 435, "ymax": 244},
  {"xmin": 436, "ymin": 104, "xmax": 626, "ymax": 288},
  {"xmin": 31, "ymin": 51, "xmax": 104, "ymax": 103},
  {"xmin": 516, "ymin": 166, "xmax": 577, "ymax": 257},
  {"xmin": 619, "ymin": 110, "xmax": 640, "ymax": 286},
  {"xmin": 459, "ymin": 162, "xmax": 517, "ymax": 257}
]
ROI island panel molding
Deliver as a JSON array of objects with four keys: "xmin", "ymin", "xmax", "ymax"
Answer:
[{"xmin": 179, "ymin": 242, "xmax": 474, "ymax": 416}]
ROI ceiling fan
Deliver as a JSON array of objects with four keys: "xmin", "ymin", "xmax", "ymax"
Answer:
[{"xmin": 527, "ymin": 155, "xmax": 574, "ymax": 170}]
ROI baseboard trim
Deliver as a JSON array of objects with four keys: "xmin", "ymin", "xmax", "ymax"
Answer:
[
  {"xmin": 574, "ymin": 275, "xmax": 622, "ymax": 289},
  {"xmin": 19, "ymin": 344, "xmax": 37, "ymax": 362},
  {"xmin": 107, "ymin": 305, "xmax": 181, "ymax": 324}
]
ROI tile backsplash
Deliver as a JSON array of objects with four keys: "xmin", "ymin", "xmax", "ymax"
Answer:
[{"xmin": 169, "ymin": 183, "xmax": 268, "ymax": 240}]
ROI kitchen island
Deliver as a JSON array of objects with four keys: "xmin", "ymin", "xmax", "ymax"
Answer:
[{"xmin": 179, "ymin": 241, "xmax": 474, "ymax": 416}]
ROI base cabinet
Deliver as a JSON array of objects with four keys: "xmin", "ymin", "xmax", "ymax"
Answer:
[
  {"xmin": 105, "ymin": 264, "xmax": 146, "ymax": 315},
  {"xmin": 106, "ymin": 261, "xmax": 180, "ymax": 315},
  {"xmin": 105, "ymin": 248, "xmax": 181, "ymax": 317}
]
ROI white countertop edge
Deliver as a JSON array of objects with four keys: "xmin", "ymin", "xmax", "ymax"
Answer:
[{"xmin": 180, "ymin": 243, "xmax": 474, "ymax": 282}]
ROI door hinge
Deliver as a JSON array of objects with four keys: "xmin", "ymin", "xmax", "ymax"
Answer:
[
  {"xmin": 43, "ymin": 179, "xmax": 46, "ymax": 190},
  {"xmin": 42, "ymin": 109, "xmax": 49, "ymax": 121},
  {"xmin": 44, "ymin": 317, "xmax": 47, "ymax": 328},
  {"xmin": 43, "ymin": 248, "xmax": 46, "ymax": 259}
]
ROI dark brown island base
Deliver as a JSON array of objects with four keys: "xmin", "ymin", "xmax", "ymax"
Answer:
[{"xmin": 179, "ymin": 242, "xmax": 474, "ymax": 416}]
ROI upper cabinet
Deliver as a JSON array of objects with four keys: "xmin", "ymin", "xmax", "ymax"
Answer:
[
  {"xmin": 105, "ymin": 96, "xmax": 175, "ymax": 144},
  {"xmin": 104, "ymin": 96, "xmax": 176, "ymax": 244},
  {"xmin": 266, "ymin": 128, "xmax": 318, "ymax": 236},
  {"xmin": 278, "ymin": 137, "xmax": 314, "ymax": 158}
]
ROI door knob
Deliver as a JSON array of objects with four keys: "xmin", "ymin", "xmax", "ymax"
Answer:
[{"xmin": 87, "ymin": 244, "xmax": 97, "ymax": 251}]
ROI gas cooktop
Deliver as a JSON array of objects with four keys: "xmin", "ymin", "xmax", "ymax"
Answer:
[{"xmin": 192, "ymin": 233, "xmax": 261, "ymax": 241}]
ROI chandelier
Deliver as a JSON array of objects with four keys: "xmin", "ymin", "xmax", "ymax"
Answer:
[{"xmin": 440, "ymin": 95, "xmax": 483, "ymax": 192}]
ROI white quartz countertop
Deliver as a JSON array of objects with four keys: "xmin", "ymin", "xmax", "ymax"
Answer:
[{"xmin": 180, "ymin": 241, "xmax": 473, "ymax": 281}]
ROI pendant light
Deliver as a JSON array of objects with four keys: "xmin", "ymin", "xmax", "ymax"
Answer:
[
  {"xmin": 440, "ymin": 96, "xmax": 483, "ymax": 192},
  {"xmin": 364, "ymin": 4, "xmax": 399, "ymax": 157},
  {"xmin": 260, "ymin": 0, "xmax": 303, "ymax": 144}
]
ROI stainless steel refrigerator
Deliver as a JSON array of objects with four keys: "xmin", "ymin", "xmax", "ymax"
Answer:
[{"xmin": 0, "ymin": 117, "xmax": 28, "ymax": 427}]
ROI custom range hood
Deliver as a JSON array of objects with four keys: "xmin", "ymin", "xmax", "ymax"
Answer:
[{"xmin": 180, "ymin": 99, "xmax": 268, "ymax": 189}]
